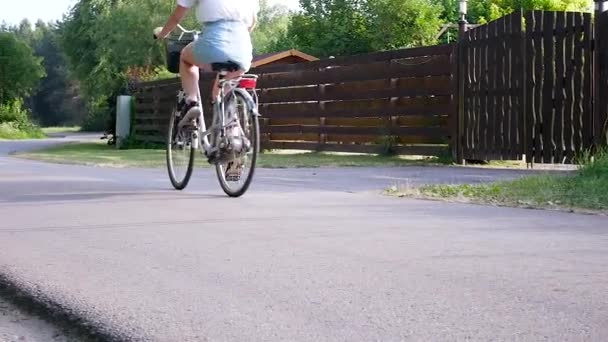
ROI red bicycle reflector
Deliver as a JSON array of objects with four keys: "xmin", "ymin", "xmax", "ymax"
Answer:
[{"xmin": 239, "ymin": 78, "xmax": 257, "ymax": 89}]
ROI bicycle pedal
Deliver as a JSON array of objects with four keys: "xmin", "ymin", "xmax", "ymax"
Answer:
[{"xmin": 226, "ymin": 175, "xmax": 240, "ymax": 182}]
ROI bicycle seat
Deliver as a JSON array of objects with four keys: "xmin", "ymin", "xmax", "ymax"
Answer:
[{"xmin": 211, "ymin": 62, "xmax": 240, "ymax": 73}]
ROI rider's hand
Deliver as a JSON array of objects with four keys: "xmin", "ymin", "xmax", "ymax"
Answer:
[{"xmin": 153, "ymin": 27, "xmax": 164, "ymax": 40}]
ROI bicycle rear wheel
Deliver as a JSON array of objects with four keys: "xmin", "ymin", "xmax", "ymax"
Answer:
[
  {"xmin": 215, "ymin": 90, "xmax": 260, "ymax": 197},
  {"xmin": 166, "ymin": 106, "xmax": 196, "ymax": 190}
]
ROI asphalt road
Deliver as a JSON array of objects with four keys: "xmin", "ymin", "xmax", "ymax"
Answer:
[
  {"xmin": 0, "ymin": 138, "xmax": 606, "ymax": 341},
  {"xmin": 0, "ymin": 296, "xmax": 75, "ymax": 342}
]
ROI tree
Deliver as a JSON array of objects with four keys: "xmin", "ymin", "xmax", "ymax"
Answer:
[
  {"xmin": 282, "ymin": 0, "xmax": 443, "ymax": 58},
  {"xmin": 467, "ymin": 0, "xmax": 591, "ymax": 23},
  {"xmin": 0, "ymin": 32, "xmax": 45, "ymax": 105},
  {"xmin": 60, "ymin": 0, "xmax": 199, "ymax": 130},
  {"xmin": 251, "ymin": 0, "xmax": 293, "ymax": 54},
  {"xmin": 30, "ymin": 21, "xmax": 83, "ymax": 126},
  {"xmin": 285, "ymin": 0, "xmax": 373, "ymax": 57},
  {"xmin": 367, "ymin": 0, "xmax": 443, "ymax": 50}
]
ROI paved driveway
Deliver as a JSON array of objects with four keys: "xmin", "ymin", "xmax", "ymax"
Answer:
[{"xmin": 0, "ymin": 139, "xmax": 605, "ymax": 341}]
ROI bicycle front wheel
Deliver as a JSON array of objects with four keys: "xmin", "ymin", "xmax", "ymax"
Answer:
[
  {"xmin": 215, "ymin": 90, "xmax": 260, "ymax": 197},
  {"xmin": 166, "ymin": 106, "xmax": 195, "ymax": 190}
]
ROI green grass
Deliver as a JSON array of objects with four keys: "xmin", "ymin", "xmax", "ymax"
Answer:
[
  {"xmin": 0, "ymin": 122, "xmax": 45, "ymax": 140},
  {"xmin": 390, "ymin": 150, "xmax": 608, "ymax": 212},
  {"xmin": 15, "ymin": 142, "xmax": 450, "ymax": 169},
  {"xmin": 41, "ymin": 126, "xmax": 81, "ymax": 135}
]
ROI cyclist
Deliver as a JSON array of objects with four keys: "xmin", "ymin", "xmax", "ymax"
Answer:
[{"xmin": 153, "ymin": 0, "xmax": 259, "ymax": 119}]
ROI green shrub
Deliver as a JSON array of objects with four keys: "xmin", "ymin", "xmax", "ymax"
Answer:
[
  {"xmin": 0, "ymin": 99, "xmax": 44, "ymax": 139},
  {"xmin": 81, "ymin": 109, "xmax": 110, "ymax": 132}
]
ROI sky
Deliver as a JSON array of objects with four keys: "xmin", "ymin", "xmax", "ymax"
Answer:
[{"xmin": 1, "ymin": 0, "xmax": 301, "ymax": 26}]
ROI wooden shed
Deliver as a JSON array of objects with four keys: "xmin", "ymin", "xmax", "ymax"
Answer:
[{"xmin": 251, "ymin": 49, "xmax": 318, "ymax": 68}]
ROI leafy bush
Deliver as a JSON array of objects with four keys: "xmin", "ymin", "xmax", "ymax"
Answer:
[
  {"xmin": 0, "ymin": 99, "xmax": 44, "ymax": 139},
  {"xmin": 81, "ymin": 104, "xmax": 110, "ymax": 132}
]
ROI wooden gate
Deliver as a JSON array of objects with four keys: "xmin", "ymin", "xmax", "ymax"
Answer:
[
  {"xmin": 525, "ymin": 11, "xmax": 594, "ymax": 163},
  {"xmin": 458, "ymin": 10, "xmax": 596, "ymax": 164},
  {"xmin": 597, "ymin": 10, "xmax": 608, "ymax": 147},
  {"xmin": 459, "ymin": 11, "xmax": 525, "ymax": 161}
]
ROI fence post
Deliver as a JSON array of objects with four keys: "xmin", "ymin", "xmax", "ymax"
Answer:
[
  {"xmin": 116, "ymin": 95, "xmax": 132, "ymax": 148},
  {"xmin": 455, "ymin": 12, "xmax": 468, "ymax": 164}
]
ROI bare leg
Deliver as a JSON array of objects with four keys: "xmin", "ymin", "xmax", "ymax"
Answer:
[
  {"xmin": 180, "ymin": 43, "xmax": 203, "ymax": 103},
  {"xmin": 211, "ymin": 70, "xmax": 245, "ymax": 101},
  {"xmin": 180, "ymin": 43, "xmax": 246, "ymax": 102}
]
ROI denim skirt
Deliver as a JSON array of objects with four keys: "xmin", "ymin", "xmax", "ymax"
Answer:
[{"xmin": 193, "ymin": 20, "xmax": 253, "ymax": 72}]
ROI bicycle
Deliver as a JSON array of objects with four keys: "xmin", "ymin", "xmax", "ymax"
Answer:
[{"xmin": 162, "ymin": 25, "xmax": 260, "ymax": 197}]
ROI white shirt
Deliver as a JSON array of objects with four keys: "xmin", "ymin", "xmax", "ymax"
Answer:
[{"xmin": 177, "ymin": 0, "xmax": 259, "ymax": 27}]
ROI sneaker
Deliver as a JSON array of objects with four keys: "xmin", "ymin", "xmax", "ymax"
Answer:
[{"xmin": 180, "ymin": 100, "xmax": 200, "ymax": 129}]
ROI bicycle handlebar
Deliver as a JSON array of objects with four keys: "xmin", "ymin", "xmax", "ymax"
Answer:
[
  {"xmin": 154, "ymin": 24, "xmax": 200, "ymax": 41},
  {"xmin": 175, "ymin": 24, "xmax": 199, "ymax": 34}
]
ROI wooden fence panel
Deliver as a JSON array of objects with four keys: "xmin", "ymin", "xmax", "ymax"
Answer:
[
  {"xmin": 132, "ymin": 45, "xmax": 456, "ymax": 154},
  {"xmin": 525, "ymin": 11, "xmax": 594, "ymax": 163},
  {"xmin": 598, "ymin": 11, "xmax": 608, "ymax": 146},
  {"xmin": 461, "ymin": 11, "xmax": 524, "ymax": 161}
]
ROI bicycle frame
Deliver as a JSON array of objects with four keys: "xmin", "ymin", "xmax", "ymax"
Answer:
[
  {"xmin": 167, "ymin": 25, "xmax": 259, "ymax": 161},
  {"xmin": 190, "ymin": 73, "xmax": 259, "ymax": 160}
]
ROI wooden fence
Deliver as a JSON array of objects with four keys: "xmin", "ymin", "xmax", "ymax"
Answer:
[
  {"xmin": 132, "ymin": 9, "xmax": 608, "ymax": 163},
  {"xmin": 257, "ymin": 45, "xmax": 455, "ymax": 155},
  {"xmin": 525, "ymin": 11, "xmax": 594, "ymax": 163},
  {"xmin": 132, "ymin": 45, "xmax": 456, "ymax": 156},
  {"xmin": 598, "ymin": 10, "xmax": 608, "ymax": 146},
  {"xmin": 460, "ymin": 11, "xmax": 524, "ymax": 162},
  {"xmin": 457, "ymin": 10, "xmax": 599, "ymax": 164}
]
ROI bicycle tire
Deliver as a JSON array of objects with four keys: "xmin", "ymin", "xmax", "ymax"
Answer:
[
  {"xmin": 215, "ymin": 89, "xmax": 260, "ymax": 197},
  {"xmin": 166, "ymin": 106, "xmax": 196, "ymax": 190}
]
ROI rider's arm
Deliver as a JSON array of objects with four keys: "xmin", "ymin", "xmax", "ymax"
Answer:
[
  {"xmin": 156, "ymin": 5, "xmax": 189, "ymax": 39},
  {"xmin": 249, "ymin": 13, "xmax": 257, "ymax": 33}
]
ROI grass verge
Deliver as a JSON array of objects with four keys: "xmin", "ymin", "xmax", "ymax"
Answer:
[
  {"xmin": 41, "ymin": 126, "xmax": 81, "ymax": 135},
  {"xmin": 15, "ymin": 142, "xmax": 450, "ymax": 169},
  {"xmin": 389, "ymin": 150, "xmax": 608, "ymax": 213},
  {"xmin": 0, "ymin": 122, "xmax": 45, "ymax": 140}
]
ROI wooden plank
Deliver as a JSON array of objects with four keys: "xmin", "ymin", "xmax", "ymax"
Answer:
[
  {"xmin": 473, "ymin": 25, "xmax": 482, "ymax": 160},
  {"xmin": 480, "ymin": 24, "xmax": 488, "ymax": 159},
  {"xmin": 492, "ymin": 18, "xmax": 502, "ymax": 158},
  {"xmin": 263, "ymin": 141, "xmax": 446, "ymax": 156},
  {"xmin": 525, "ymin": 11, "xmax": 534, "ymax": 163},
  {"xmin": 502, "ymin": 13, "xmax": 510, "ymax": 157},
  {"xmin": 254, "ymin": 45, "xmax": 455, "ymax": 74},
  {"xmin": 554, "ymin": 11, "xmax": 566, "ymax": 163},
  {"xmin": 450, "ymin": 43, "xmax": 459, "ymax": 162},
  {"xmin": 270, "ymin": 118, "xmax": 320, "ymax": 125},
  {"xmin": 258, "ymin": 55, "xmax": 452, "ymax": 89},
  {"xmin": 532, "ymin": 11, "xmax": 544, "ymax": 163},
  {"xmin": 259, "ymin": 96, "xmax": 452, "ymax": 119},
  {"xmin": 261, "ymin": 125, "xmax": 448, "ymax": 138},
  {"xmin": 396, "ymin": 115, "xmax": 447, "ymax": 126},
  {"xmin": 573, "ymin": 13, "xmax": 584, "ymax": 156},
  {"xmin": 564, "ymin": 12, "xmax": 575, "ymax": 162},
  {"xmin": 326, "ymin": 135, "xmax": 378, "ymax": 144},
  {"xmin": 263, "ymin": 141, "xmax": 376, "ymax": 153},
  {"xmin": 583, "ymin": 13, "xmax": 593, "ymax": 150},
  {"xmin": 465, "ymin": 28, "xmax": 474, "ymax": 159},
  {"xmin": 269, "ymin": 133, "xmax": 319, "ymax": 142},
  {"xmin": 542, "ymin": 11, "xmax": 556, "ymax": 163},
  {"xmin": 397, "ymin": 136, "xmax": 447, "ymax": 144},
  {"xmin": 258, "ymin": 78, "xmax": 452, "ymax": 104},
  {"xmin": 600, "ymin": 12, "xmax": 608, "ymax": 148},
  {"xmin": 133, "ymin": 134, "xmax": 166, "ymax": 143},
  {"xmin": 511, "ymin": 11, "xmax": 524, "ymax": 159},
  {"xmin": 325, "ymin": 117, "xmax": 385, "ymax": 126}
]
